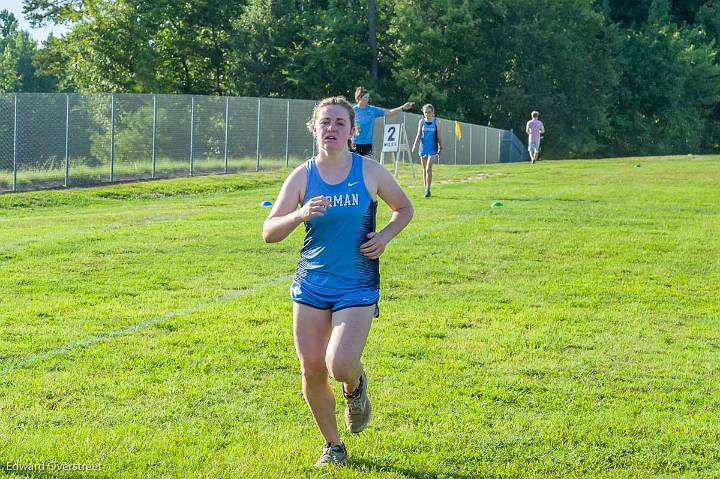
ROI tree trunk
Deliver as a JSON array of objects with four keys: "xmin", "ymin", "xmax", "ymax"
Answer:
[{"xmin": 368, "ymin": 0, "xmax": 378, "ymax": 81}]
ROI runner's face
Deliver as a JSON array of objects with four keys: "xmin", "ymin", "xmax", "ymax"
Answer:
[
  {"xmin": 314, "ymin": 105, "xmax": 352, "ymax": 151},
  {"xmin": 423, "ymin": 108, "xmax": 434, "ymax": 120},
  {"xmin": 358, "ymin": 93, "xmax": 370, "ymax": 107}
]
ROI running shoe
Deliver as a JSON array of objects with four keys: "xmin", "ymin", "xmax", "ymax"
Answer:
[
  {"xmin": 344, "ymin": 372, "xmax": 371, "ymax": 433},
  {"xmin": 313, "ymin": 442, "xmax": 349, "ymax": 468}
]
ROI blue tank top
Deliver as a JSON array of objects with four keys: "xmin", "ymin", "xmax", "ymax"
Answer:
[
  {"xmin": 295, "ymin": 153, "xmax": 379, "ymax": 291},
  {"xmin": 420, "ymin": 119, "xmax": 439, "ymax": 156}
]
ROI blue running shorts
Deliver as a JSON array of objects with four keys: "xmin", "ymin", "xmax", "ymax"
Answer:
[{"xmin": 291, "ymin": 281, "xmax": 380, "ymax": 317}]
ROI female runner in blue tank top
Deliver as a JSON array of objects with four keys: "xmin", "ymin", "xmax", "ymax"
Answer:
[
  {"xmin": 263, "ymin": 96, "xmax": 413, "ymax": 468},
  {"xmin": 411, "ymin": 104, "xmax": 443, "ymax": 198}
]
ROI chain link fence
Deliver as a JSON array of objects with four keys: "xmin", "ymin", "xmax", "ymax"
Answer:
[{"xmin": 0, "ymin": 93, "xmax": 526, "ymax": 193}]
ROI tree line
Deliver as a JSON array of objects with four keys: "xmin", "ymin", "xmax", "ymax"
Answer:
[{"xmin": 2, "ymin": 0, "xmax": 719, "ymax": 159}]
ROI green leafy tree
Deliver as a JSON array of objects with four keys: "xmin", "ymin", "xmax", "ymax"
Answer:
[
  {"xmin": 26, "ymin": 0, "xmax": 242, "ymax": 94},
  {"xmin": 0, "ymin": 11, "xmax": 21, "ymax": 92},
  {"xmin": 0, "ymin": 10, "xmax": 54, "ymax": 92},
  {"xmin": 693, "ymin": 2, "xmax": 720, "ymax": 151},
  {"xmin": 229, "ymin": 0, "xmax": 370, "ymax": 99},
  {"xmin": 596, "ymin": 0, "xmax": 716, "ymax": 29},
  {"xmin": 0, "ymin": 46, "xmax": 21, "ymax": 92},
  {"xmin": 0, "ymin": 10, "xmax": 18, "ymax": 38},
  {"xmin": 595, "ymin": 0, "xmax": 653, "ymax": 27},
  {"xmin": 602, "ymin": 12, "xmax": 720, "ymax": 155},
  {"xmin": 389, "ymin": 1, "xmax": 498, "ymax": 120},
  {"xmin": 17, "ymin": 0, "xmax": 720, "ymax": 158},
  {"xmin": 148, "ymin": 0, "xmax": 243, "ymax": 94},
  {"xmin": 229, "ymin": 0, "xmax": 303, "ymax": 97},
  {"xmin": 390, "ymin": 0, "xmax": 616, "ymax": 159},
  {"xmin": 30, "ymin": 35, "xmax": 65, "ymax": 91},
  {"xmin": 495, "ymin": 0, "xmax": 618, "ymax": 158},
  {"xmin": 284, "ymin": 1, "xmax": 371, "ymax": 99}
]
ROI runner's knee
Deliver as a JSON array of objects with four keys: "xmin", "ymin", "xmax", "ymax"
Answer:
[
  {"xmin": 325, "ymin": 354, "xmax": 358, "ymax": 383},
  {"xmin": 300, "ymin": 360, "xmax": 328, "ymax": 383}
]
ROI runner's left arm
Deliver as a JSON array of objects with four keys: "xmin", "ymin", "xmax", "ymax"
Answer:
[{"xmin": 359, "ymin": 164, "xmax": 413, "ymax": 259}]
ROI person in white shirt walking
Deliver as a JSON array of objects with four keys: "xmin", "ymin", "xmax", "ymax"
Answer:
[{"xmin": 526, "ymin": 111, "xmax": 545, "ymax": 164}]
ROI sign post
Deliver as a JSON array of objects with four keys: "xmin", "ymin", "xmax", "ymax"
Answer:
[{"xmin": 379, "ymin": 123, "xmax": 414, "ymax": 177}]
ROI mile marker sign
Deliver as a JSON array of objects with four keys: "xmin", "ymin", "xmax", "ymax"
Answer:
[
  {"xmin": 382, "ymin": 124, "xmax": 400, "ymax": 153},
  {"xmin": 379, "ymin": 121, "xmax": 414, "ymax": 178}
]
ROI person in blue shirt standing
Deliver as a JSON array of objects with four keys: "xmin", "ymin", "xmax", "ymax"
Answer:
[
  {"xmin": 411, "ymin": 104, "xmax": 443, "ymax": 198},
  {"xmin": 352, "ymin": 86, "xmax": 413, "ymax": 158},
  {"xmin": 263, "ymin": 96, "xmax": 413, "ymax": 468}
]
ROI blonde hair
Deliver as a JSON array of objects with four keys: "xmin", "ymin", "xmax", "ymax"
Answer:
[
  {"xmin": 306, "ymin": 96, "xmax": 356, "ymax": 148},
  {"xmin": 355, "ymin": 86, "xmax": 369, "ymax": 102},
  {"xmin": 422, "ymin": 104, "xmax": 435, "ymax": 113}
]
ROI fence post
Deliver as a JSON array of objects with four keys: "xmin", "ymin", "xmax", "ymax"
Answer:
[
  {"xmin": 151, "ymin": 94, "xmax": 156, "ymax": 179},
  {"xmin": 454, "ymin": 124, "xmax": 457, "ymax": 165},
  {"xmin": 508, "ymin": 137, "xmax": 512, "ymax": 163},
  {"xmin": 65, "ymin": 94, "xmax": 70, "ymax": 187},
  {"xmin": 224, "ymin": 96, "xmax": 229, "ymax": 174},
  {"xmin": 285, "ymin": 100, "xmax": 290, "ymax": 167},
  {"xmin": 436, "ymin": 119, "xmax": 440, "ymax": 165},
  {"xmin": 12, "ymin": 94, "xmax": 17, "ymax": 192},
  {"xmin": 382, "ymin": 115, "xmax": 386, "ymax": 162},
  {"xmin": 484, "ymin": 128, "xmax": 488, "ymax": 164},
  {"xmin": 497, "ymin": 130, "xmax": 501, "ymax": 163},
  {"xmin": 110, "ymin": 93, "xmax": 115, "ymax": 182},
  {"xmin": 469, "ymin": 124, "xmax": 473, "ymax": 165},
  {"xmin": 256, "ymin": 98, "xmax": 261, "ymax": 171},
  {"xmin": 189, "ymin": 96, "xmax": 195, "ymax": 176}
]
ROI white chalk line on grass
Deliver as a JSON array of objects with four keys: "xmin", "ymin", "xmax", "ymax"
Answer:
[
  {"xmin": 2, "ymin": 169, "xmax": 624, "ymax": 376},
  {"xmin": 0, "ymin": 275, "xmax": 292, "ymax": 378}
]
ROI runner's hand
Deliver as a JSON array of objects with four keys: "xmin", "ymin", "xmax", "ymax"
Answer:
[
  {"xmin": 296, "ymin": 196, "xmax": 330, "ymax": 222},
  {"xmin": 360, "ymin": 231, "xmax": 388, "ymax": 259}
]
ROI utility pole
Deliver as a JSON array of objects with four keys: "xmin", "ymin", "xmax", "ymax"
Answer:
[{"xmin": 368, "ymin": 0, "xmax": 378, "ymax": 81}]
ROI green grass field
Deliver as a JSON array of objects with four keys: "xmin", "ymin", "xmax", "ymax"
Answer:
[{"xmin": 0, "ymin": 156, "xmax": 718, "ymax": 478}]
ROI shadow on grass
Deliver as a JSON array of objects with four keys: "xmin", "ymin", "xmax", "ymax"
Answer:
[
  {"xmin": 346, "ymin": 458, "xmax": 487, "ymax": 479},
  {"xmin": 495, "ymin": 197, "xmax": 543, "ymax": 202},
  {"xmin": 496, "ymin": 197, "xmax": 599, "ymax": 203},
  {"xmin": 418, "ymin": 195, "xmax": 467, "ymax": 200}
]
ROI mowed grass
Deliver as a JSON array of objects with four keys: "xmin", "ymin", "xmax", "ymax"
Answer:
[{"xmin": 0, "ymin": 156, "xmax": 718, "ymax": 478}]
